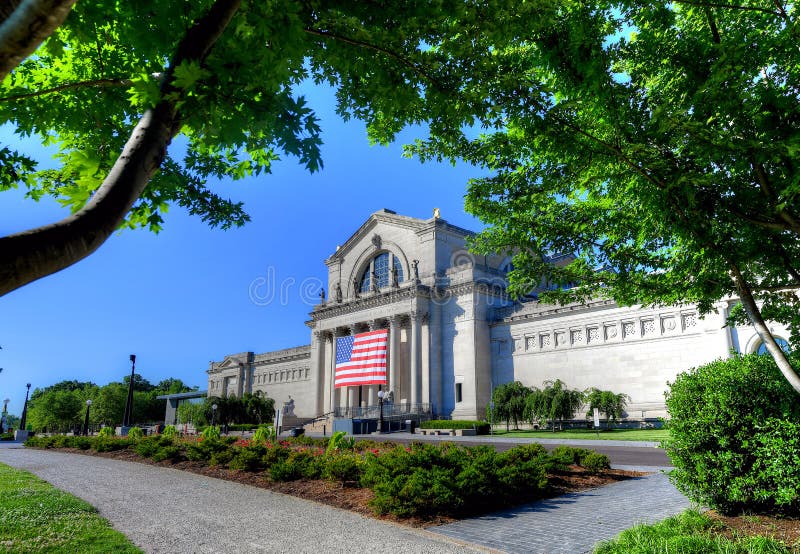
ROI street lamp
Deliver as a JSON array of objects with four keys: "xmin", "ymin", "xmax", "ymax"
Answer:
[
  {"xmin": 377, "ymin": 390, "xmax": 385, "ymax": 433},
  {"xmin": 122, "ymin": 354, "xmax": 136, "ymax": 428},
  {"xmin": 19, "ymin": 383, "xmax": 31, "ymax": 431},
  {"xmin": 83, "ymin": 399, "xmax": 93, "ymax": 436},
  {"xmin": 211, "ymin": 403, "xmax": 218, "ymax": 427},
  {"xmin": 1, "ymin": 398, "xmax": 8, "ymax": 434}
]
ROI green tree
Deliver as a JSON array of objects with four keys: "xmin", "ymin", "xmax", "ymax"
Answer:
[
  {"xmin": 524, "ymin": 379, "xmax": 585, "ymax": 431},
  {"xmin": 585, "ymin": 388, "xmax": 629, "ymax": 430},
  {"xmin": 27, "ymin": 388, "xmax": 83, "ymax": 432},
  {"xmin": 403, "ymin": 1, "xmax": 800, "ymax": 394},
  {"xmin": 0, "ymin": 0, "xmax": 535, "ymax": 295},
  {"xmin": 176, "ymin": 401, "xmax": 206, "ymax": 426},
  {"xmin": 490, "ymin": 381, "xmax": 531, "ymax": 431},
  {"xmin": 155, "ymin": 378, "xmax": 196, "ymax": 395}
]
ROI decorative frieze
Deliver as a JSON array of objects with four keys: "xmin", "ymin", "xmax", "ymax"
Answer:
[{"xmin": 510, "ymin": 309, "xmax": 700, "ymax": 355}]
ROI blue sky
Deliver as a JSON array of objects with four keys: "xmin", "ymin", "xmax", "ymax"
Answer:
[{"xmin": 0, "ymin": 84, "xmax": 485, "ymax": 416}]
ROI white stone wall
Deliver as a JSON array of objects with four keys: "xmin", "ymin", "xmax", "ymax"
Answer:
[{"xmin": 492, "ymin": 301, "xmax": 734, "ymax": 419}]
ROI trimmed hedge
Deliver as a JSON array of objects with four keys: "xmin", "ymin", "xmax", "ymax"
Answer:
[
  {"xmin": 25, "ymin": 434, "xmax": 615, "ymax": 518},
  {"xmin": 665, "ymin": 352, "xmax": 800, "ymax": 515},
  {"xmin": 420, "ymin": 420, "xmax": 491, "ymax": 434}
]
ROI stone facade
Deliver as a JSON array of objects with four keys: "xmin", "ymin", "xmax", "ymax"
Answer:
[{"xmin": 207, "ymin": 209, "xmax": 789, "ymax": 421}]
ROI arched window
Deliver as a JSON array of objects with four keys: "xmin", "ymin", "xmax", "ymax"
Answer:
[
  {"xmin": 756, "ymin": 337, "xmax": 790, "ymax": 355},
  {"xmin": 358, "ymin": 252, "xmax": 404, "ymax": 293}
]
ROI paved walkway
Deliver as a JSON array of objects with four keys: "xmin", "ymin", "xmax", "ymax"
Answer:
[
  {"xmin": 430, "ymin": 473, "xmax": 690, "ymax": 553},
  {"xmin": 0, "ymin": 447, "xmax": 690, "ymax": 554}
]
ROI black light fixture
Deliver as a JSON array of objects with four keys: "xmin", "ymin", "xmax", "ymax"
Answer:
[
  {"xmin": 83, "ymin": 399, "xmax": 93, "ymax": 436},
  {"xmin": 19, "ymin": 383, "xmax": 31, "ymax": 431},
  {"xmin": 122, "ymin": 354, "xmax": 136, "ymax": 428}
]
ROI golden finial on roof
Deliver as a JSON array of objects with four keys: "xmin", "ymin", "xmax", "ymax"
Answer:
[{"xmin": 433, "ymin": 207, "xmax": 441, "ymax": 219}]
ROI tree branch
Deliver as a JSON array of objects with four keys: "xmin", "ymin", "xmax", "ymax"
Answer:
[
  {"xmin": 0, "ymin": 0, "xmax": 242, "ymax": 297},
  {"xmin": 729, "ymin": 263, "xmax": 800, "ymax": 394},
  {"xmin": 671, "ymin": 0, "xmax": 783, "ymax": 15},
  {"xmin": 304, "ymin": 27, "xmax": 443, "ymax": 90},
  {"xmin": 0, "ymin": 77, "xmax": 134, "ymax": 103},
  {"xmin": 0, "ymin": 0, "xmax": 76, "ymax": 81}
]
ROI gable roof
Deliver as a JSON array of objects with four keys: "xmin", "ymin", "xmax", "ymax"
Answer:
[{"xmin": 325, "ymin": 209, "xmax": 473, "ymax": 264}]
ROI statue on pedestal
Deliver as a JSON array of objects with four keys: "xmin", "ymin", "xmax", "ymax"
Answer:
[{"xmin": 335, "ymin": 282, "xmax": 342, "ymax": 303}]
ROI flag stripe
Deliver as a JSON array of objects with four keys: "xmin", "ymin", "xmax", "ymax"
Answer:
[{"xmin": 335, "ymin": 329, "xmax": 388, "ymax": 388}]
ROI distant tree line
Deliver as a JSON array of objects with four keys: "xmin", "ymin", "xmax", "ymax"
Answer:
[
  {"xmin": 487, "ymin": 380, "xmax": 629, "ymax": 431},
  {"xmin": 176, "ymin": 393, "xmax": 275, "ymax": 428},
  {"xmin": 26, "ymin": 376, "xmax": 197, "ymax": 433}
]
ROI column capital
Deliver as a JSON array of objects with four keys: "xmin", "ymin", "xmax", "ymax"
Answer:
[{"xmin": 388, "ymin": 314, "xmax": 400, "ymax": 326}]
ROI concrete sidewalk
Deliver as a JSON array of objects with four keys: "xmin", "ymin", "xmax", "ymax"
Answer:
[
  {"xmin": 0, "ymin": 446, "xmax": 690, "ymax": 554},
  {"xmin": 431, "ymin": 473, "xmax": 690, "ymax": 553}
]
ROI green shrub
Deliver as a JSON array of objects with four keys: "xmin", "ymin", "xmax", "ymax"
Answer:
[
  {"xmin": 323, "ymin": 453, "xmax": 364, "ymax": 485},
  {"xmin": 162, "ymin": 425, "xmax": 178, "ymax": 439},
  {"xmin": 419, "ymin": 420, "xmax": 490, "ymax": 434},
  {"xmin": 201, "ymin": 426, "xmax": 221, "ymax": 441},
  {"xmin": 185, "ymin": 438, "xmax": 228, "ymax": 462},
  {"xmin": 151, "ymin": 445, "xmax": 181, "ymax": 462},
  {"xmin": 134, "ymin": 437, "xmax": 161, "ymax": 458},
  {"xmin": 229, "ymin": 445, "xmax": 267, "ymax": 471},
  {"xmin": 580, "ymin": 452, "xmax": 611, "ymax": 473},
  {"xmin": 665, "ymin": 352, "xmax": 800, "ymax": 514},
  {"xmin": 252, "ymin": 426, "xmax": 274, "ymax": 444},
  {"xmin": 751, "ymin": 419, "xmax": 800, "ymax": 511},
  {"xmin": 127, "ymin": 427, "xmax": 144, "ymax": 440},
  {"xmin": 550, "ymin": 445, "xmax": 592, "ymax": 469},
  {"xmin": 261, "ymin": 443, "xmax": 290, "ymax": 468},
  {"xmin": 93, "ymin": 437, "xmax": 132, "ymax": 452},
  {"xmin": 98, "ymin": 427, "xmax": 114, "ymax": 438},
  {"xmin": 269, "ymin": 450, "xmax": 321, "ymax": 481},
  {"xmin": 73, "ymin": 436, "xmax": 92, "ymax": 450},
  {"xmin": 325, "ymin": 431, "xmax": 355, "ymax": 454},
  {"xmin": 209, "ymin": 448, "xmax": 235, "ymax": 467}
]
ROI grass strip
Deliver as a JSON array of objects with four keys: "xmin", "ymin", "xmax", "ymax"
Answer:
[
  {"xmin": 593, "ymin": 509, "xmax": 790, "ymax": 553},
  {"xmin": 0, "ymin": 462, "xmax": 142, "ymax": 553},
  {"xmin": 491, "ymin": 428, "xmax": 670, "ymax": 442}
]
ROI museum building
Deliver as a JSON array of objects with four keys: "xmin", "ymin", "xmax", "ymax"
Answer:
[{"xmin": 206, "ymin": 209, "xmax": 786, "ymax": 424}]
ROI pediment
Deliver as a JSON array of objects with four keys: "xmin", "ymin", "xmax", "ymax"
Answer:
[{"xmin": 325, "ymin": 209, "xmax": 428, "ymax": 265}]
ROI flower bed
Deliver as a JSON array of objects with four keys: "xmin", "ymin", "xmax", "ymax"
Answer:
[{"xmin": 26, "ymin": 432, "xmax": 628, "ymax": 521}]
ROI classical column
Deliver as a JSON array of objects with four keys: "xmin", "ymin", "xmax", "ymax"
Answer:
[
  {"xmin": 237, "ymin": 362, "xmax": 245, "ymax": 397},
  {"xmin": 421, "ymin": 312, "xmax": 430, "ymax": 410},
  {"xmin": 332, "ymin": 328, "xmax": 343, "ymax": 412},
  {"xmin": 388, "ymin": 315, "xmax": 399, "ymax": 397},
  {"xmin": 716, "ymin": 302, "xmax": 734, "ymax": 357},
  {"xmin": 410, "ymin": 311, "xmax": 421, "ymax": 407},
  {"xmin": 313, "ymin": 330, "xmax": 327, "ymax": 415},
  {"xmin": 348, "ymin": 324, "xmax": 359, "ymax": 411}
]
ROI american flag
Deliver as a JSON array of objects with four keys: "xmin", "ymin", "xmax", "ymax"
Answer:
[{"xmin": 334, "ymin": 329, "xmax": 388, "ymax": 387}]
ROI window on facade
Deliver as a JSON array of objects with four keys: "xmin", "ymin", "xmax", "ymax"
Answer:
[
  {"xmin": 756, "ymin": 337, "xmax": 790, "ymax": 355},
  {"xmin": 359, "ymin": 252, "xmax": 404, "ymax": 293},
  {"xmin": 455, "ymin": 383, "xmax": 463, "ymax": 403}
]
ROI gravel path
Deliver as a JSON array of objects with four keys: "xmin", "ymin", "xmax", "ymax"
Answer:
[{"xmin": 0, "ymin": 449, "xmax": 487, "ymax": 554}]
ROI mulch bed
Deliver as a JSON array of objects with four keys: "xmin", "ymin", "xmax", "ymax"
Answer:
[
  {"xmin": 707, "ymin": 510, "xmax": 800, "ymax": 549},
  {"xmin": 52, "ymin": 446, "xmax": 643, "ymax": 527}
]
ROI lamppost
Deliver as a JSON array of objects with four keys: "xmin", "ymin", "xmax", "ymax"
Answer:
[
  {"xmin": 211, "ymin": 403, "xmax": 218, "ymax": 427},
  {"xmin": 83, "ymin": 399, "xmax": 93, "ymax": 436},
  {"xmin": 122, "ymin": 354, "xmax": 136, "ymax": 428},
  {"xmin": 19, "ymin": 383, "xmax": 31, "ymax": 431},
  {"xmin": 377, "ymin": 390, "xmax": 385, "ymax": 433},
  {"xmin": 1, "ymin": 398, "xmax": 8, "ymax": 433}
]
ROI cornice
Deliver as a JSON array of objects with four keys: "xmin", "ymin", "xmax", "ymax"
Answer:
[
  {"xmin": 309, "ymin": 284, "xmax": 432, "ymax": 321},
  {"xmin": 325, "ymin": 211, "xmax": 429, "ymax": 265},
  {"xmin": 493, "ymin": 298, "xmax": 620, "ymax": 325}
]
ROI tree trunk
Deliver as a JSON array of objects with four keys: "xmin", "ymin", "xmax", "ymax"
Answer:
[
  {"xmin": 730, "ymin": 265, "xmax": 800, "ymax": 394},
  {"xmin": 0, "ymin": 0, "xmax": 76, "ymax": 81},
  {"xmin": 0, "ymin": 0, "xmax": 242, "ymax": 297}
]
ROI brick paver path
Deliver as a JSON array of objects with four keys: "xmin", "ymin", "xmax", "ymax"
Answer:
[{"xmin": 430, "ymin": 473, "xmax": 690, "ymax": 554}]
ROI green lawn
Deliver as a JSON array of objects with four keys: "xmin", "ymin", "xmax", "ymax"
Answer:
[
  {"xmin": 593, "ymin": 510, "xmax": 791, "ymax": 553},
  {"xmin": 490, "ymin": 428, "xmax": 670, "ymax": 442},
  {"xmin": 0, "ymin": 462, "xmax": 142, "ymax": 553}
]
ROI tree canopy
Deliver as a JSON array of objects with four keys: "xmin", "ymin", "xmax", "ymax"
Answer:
[
  {"xmin": 403, "ymin": 1, "xmax": 800, "ymax": 393},
  {"xmin": 0, "ymin": 0, "xmax": 536, "ymax": 295}
]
